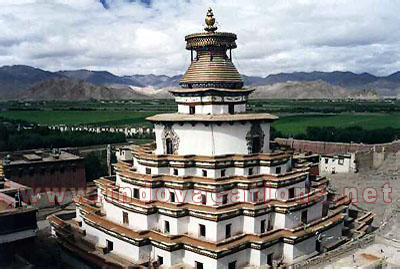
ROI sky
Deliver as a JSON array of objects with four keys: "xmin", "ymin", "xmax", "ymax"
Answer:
[{"xmin": 0, "ymin": 0, "xmax": 399, "ymax": 77}]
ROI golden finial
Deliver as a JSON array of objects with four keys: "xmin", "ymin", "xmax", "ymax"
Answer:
[{"xmin": 204, "ymin": 7, "xmax": 217, "ymax": 32}]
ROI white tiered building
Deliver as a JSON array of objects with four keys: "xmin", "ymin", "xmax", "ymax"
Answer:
[{"xmin": 49, "ymin": 9, "xmax": 363, "ymax": 269}]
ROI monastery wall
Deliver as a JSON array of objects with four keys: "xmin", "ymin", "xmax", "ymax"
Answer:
[{"xmin": 275, "ymin": 138, "xmax": 400, "ymax": 154}]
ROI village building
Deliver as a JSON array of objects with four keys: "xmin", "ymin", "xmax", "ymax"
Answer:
[
  {"xmin": 319, "ymin": 153, "xmax": 357, "ymax": 174},
  {"xmin": 0, "ymin": 161, "xmax": 38, "ymax": 263},
  {"xmin": 1, "ymin": 149, "xmax": 86, "ymax": 189},
  {"xmin": 49, "ymin": 9, "xmax": 374, "ymax": 268}
]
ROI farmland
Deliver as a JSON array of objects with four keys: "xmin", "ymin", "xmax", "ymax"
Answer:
[{"xmin": 0, "ymin": 99, "xmax": 399, "ymax": 137}]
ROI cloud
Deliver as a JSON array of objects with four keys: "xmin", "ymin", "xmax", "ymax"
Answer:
[{"xmin": 0, "ymin": 0, "xmax": 399, "ymax": 76}]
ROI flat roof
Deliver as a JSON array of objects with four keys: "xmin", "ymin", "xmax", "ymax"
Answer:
[
  {"xmin": 147, "ymin": 113, "xmax": 278, "ymax": 122},
  {"xmin": 169, "ymin": 88, "xmax": 254, "ymax": 94}
]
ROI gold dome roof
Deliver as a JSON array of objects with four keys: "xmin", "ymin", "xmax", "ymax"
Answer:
[{"xmin": 179, "ymin": 8, "xmax": 243, "ymax": 89}]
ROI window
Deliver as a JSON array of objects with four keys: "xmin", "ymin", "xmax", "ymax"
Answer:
[
  {"xmin": 289, "ymin": 188, "xmax": 295, "ymax": 199},
  {"xmin": 248, "ymin": 168, "xmax": 253, "ymax": 176},
  {"xmin": 228, "ymin": 261, "xmax": 237, "ymax": 269},
  {"xmin": 267, "ymin": 215, "xmax": 274, "ymax": 231},
  {"xmin": 201, "ymin": 194, "xmax": 207, "ymax": 205},
  {"xmin": 252, "ymin": 191, "xmax": 258, "ymax": 202},
  {"xmin": 325, "ymin": 158, "xmax": 329, "ymax": 164},
  {"xmin": 166, "ymin": 138, "xmax": 173, "ymax": 154},
  {"xmin": 123, "ymin": 211, "xmax": 129, "ymax": 225},
  {"xmin": 106, "ymin": 240, "xmax": 113, "ymax": 253},
  {"xmin": 170, "ymin": 192, "xmax": 175, "ymax": 203},
  {"xmin": 228, "ymin": 104, "xmax": 234, "ymax": 114},
  {"xmin": 260, "ymin": 220, "xmax": 266, "ymax": 233},
  {"xmin": 225, "ymin": 224, "xmax": 231, "ymax": 239},
  {"xmin": 157, "ymin": 256, "xmax": 164, "ymax": 265},
  {"xmin": 301, "ymin": 210, "xmax": 308, "ymax": 224},
  {"xmin": 164, "ymin": 221, "xmax": 170, "ymax": 233},
  {"xmin": 222, "ymin": 194, "xmax": 228, "ymax": 205},
  {"xmin": 189, "ymin": 106, "xmax": 195, "ymax": 114},
  {"xmin": 202, "ymin": 170, "xmax": 207, "ymax": 177},
  {"xmin": 195, "ymin": 261, "xmax": 204, "ymax": 269},
  {"xmin": 221, "ymin": 169, "xmax": 226, "ymax": 177},
  {"xmin": 146, "ymin": 168, "xmax": 151, "ymax": 174},
  {"xmin": 173, "ymin": 168, "xmax": 178, "ymax": 175},
  {"xmin": 133, "ymin": 188, "xmax": 139, "ymax": 199},
  {"xmin": 251, "ymin": 137, "xmax": 261, "ymax": 153},
  {"xmin": 199, "ymin": 224, "xmax": 206, "ymax": 237},
  {"xmin": 267, "ymin": 253, "xmax": 273, "ymax": 266},
  {"xmin": 275, "ymin": 167, "xmax": 281, "ymax": 174}
]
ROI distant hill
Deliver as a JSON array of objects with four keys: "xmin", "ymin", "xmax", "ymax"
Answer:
[
  {"xmin": 0, "ymin": 65, "xmax": 60, "ymax": 97},
  {"xmin": 57, "ymin": 70, "xmax": 143, "ymax": 86},
  {"xmin": 22, "ymin": 77, "xmax": 149, "ymax": 101},
  {"xmin": 1, "ymin": 65, "xmax": 400, "ymax": 100},
  {"xmin": 250, "ymin": 80, "xmax": 350, "ymax": 99}
]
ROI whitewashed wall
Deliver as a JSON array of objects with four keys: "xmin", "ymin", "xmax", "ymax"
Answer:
[{"xmin": 154, "ymin": 122, "xmax": 271, "ymax": 155}]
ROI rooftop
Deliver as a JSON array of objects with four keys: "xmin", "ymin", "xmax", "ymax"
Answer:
[
  {"xmin": 1, "ymin": 149, "xmax": 82, "ymax": 166},
  {"xmin": 147, "ymin": 113, "xmax": 278, "ymax": 122}
]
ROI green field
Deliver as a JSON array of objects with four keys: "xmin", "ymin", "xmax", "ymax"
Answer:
[
  {"xmin": 0, "ymin": 110, "xmax": 157, "ymax": 127},
  {"xmin": 272, "ymin": 113, "xmax": 400, "ymax": 136},
  {"xmin": 1, "ymin": 109, "xmax": 399, "ymax": 136}
]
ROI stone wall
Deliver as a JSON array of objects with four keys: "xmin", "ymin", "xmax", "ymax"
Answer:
[{"xmin": 275, "ymin": 138, "xmax": 400, "ymax": 155}]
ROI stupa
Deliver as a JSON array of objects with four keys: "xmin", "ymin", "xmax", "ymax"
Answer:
[{"xmin": 49, "ymin": 8, "xmax": 373, "ymax": 268}]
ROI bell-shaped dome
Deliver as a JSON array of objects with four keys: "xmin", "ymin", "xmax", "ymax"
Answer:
[{"xmin": 179, "ymin": 8, "xmax": 243, "ymax": 89}]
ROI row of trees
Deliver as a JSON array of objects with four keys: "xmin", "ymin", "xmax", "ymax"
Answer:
[
  {"xmin": 271, "ymin": 126, "xmax": 399, "ymax": 144},
  {"xmin": 0, "ymin": 119, "xmax": 126, "ymax": 151}
]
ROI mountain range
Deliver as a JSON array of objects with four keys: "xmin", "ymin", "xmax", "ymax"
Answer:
[{"xmin": 0, "ymin": 65, "xmax": 399, "ymax": 100}]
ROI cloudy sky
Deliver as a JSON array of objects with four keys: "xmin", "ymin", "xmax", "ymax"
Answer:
[{"xmin": 0, "ymin": 0, "xmax": 399, "ymax": 77}]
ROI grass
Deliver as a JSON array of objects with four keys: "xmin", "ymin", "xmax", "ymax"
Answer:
[
  {"xmin": 0, "ymin": 110, "xmax": 158, "ymax": 127},
  {"xmin": 1, "ymin": 109, "xmax": 399, "ymax": 137},
  {"xmin": 273, "ymin": 113, "xmax": 400, "ymax": 136}
]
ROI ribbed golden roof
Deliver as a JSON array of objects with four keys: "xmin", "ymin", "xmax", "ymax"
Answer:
[{"xmin": 179, "ymin": 8, "xmax": 243, "ymax": 89}]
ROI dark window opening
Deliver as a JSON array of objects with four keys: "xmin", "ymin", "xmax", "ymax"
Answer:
[
  {"xmin": 301, "ymin": 210, "xmax": 308, "ymax": 224},
  {"xmin": 146, "ymin": 168, "xmax": 151, "ymax": 174},
  {"xmin": 228, "ymin": 261, "xmax": 237, "ymax": 269},
  {"xmin": 106, "ymin": 240, "xmax": 113, "ymax": 253},
  {"xmin": 325, "ymin": 158, "xmax": 329, "ymax": 164},
  {"xmin": 289, "ymin": 188, "xmax": 295, "ymax": 199},
  {"xmin": 196, "ymin": 261, "xmax": 204, "ymax": 269},
  {"xmin": 222, "ymin": 194, "xmax": 228, "ymax": 205},
  {"xmin": 248, "ymin": 168, "xmax": 253, "ymax": 176},
  {"xmin": 133, "ymin": 188, "xmax": 139, "ymax": 199},
  {"xmin": 261, "ymin": 219, "xmax": 266, "ymax": 233},
  {"xmin": 201, "ymin": 194, "xmax": 207, "ymax": 205},
  {"xmin": 228, "ymin": 104, "xmax": 234, "ymax": 114},
  {"xmin": 173, "ymin": 168, "xmax": 178, "ymax": 175},
  {"xmin": 199, "ymin": 224, "xmax": 206, "ymax": 237},
  {"xmin": 164, "ymin": 221, "xmax": 170, "ymax": 233},
  {"xmin": 275, "ymin": 167, "xmax": 281, "ymax": 174},
  {"xmin": 225, "ymin": 223, "xmax": 231, "ymax": 239},
  {"xmin": 123, "ymin": 211, "xmax": 129, "ymax": 225},
  {"xmin": 267, "ymin": 253, "xmax": 273, "ymax": 266},
  {"xmin": 202, "ymin": 170, "xmax": 207, "ymax": 177},
  {"xmin": 166, "ymin": 138, "xmax": 173, "ymax": 154},
  {"xmin": 189, "ymin": 106, "xmax": 195, "ymax": 115},
  {"xmin": 170, "ymin": 192, "xmax": 175, "ymax": 203},
  {"xmin": 157, "ymin": 256, "xmax": 164, "ymax": 265},
  {"xmin": 251, "ymin": 136, "xmax": 261, "ymax": 153},
  {"xmin": 221, "ymin": 169, "xmax": 226, "ymax": 177}
]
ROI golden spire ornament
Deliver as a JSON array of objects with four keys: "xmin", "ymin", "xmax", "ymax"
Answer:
[{"xmin": 204, "ymin": 7, "xmax": 217, "ymax": 32}]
